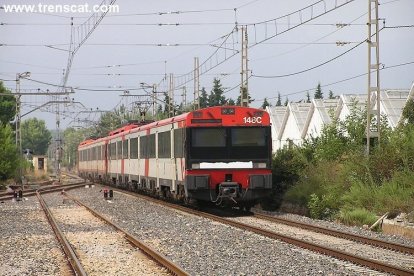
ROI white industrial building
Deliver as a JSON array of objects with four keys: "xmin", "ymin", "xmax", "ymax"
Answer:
[{"xmin": 266, "ymin": 83, "xmax": 414, "ymax": 152}]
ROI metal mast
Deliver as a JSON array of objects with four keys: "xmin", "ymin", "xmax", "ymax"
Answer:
[
  {"xmin": 194, "ymin": 57, "xmax": 200, "ymax": 110},
  {"xmin": 182, "ymin": 86, "xmax": 187, "ymax": 108},
  {"xmin": 168, "ymin": 73, "xmax": 174, "ymax": 117},
  {"xmin": 240, "ymin": 26, "xmax": 249, "ymax": 107},
  {"xmin": 366, "ymin": 0, "xmax": 381, "ymax": 155}
]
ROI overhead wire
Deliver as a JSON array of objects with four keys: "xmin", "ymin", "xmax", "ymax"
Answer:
[
  {"xmin": 252, "ymin": 39, "xmax": 366, "ymax": 78},
  {"xmin": 253, "ymin": 60, "xmax": 414, "ymax": 102}
]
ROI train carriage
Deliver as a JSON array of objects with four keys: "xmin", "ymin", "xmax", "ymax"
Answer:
[{"xmin": 78, "ymin": 106, "xmax": 272, "ymax": 209}]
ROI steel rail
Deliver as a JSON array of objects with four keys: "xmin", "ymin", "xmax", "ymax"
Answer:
[
  {"xmin": 253, "ymin": 213, "xmax": 414, "ymax": 255},
  {"xmin": 36, "ymin": 192, "xmax": 87, "ymax": 276},
  {"xmin": 64, "ymin": 192, "xmax": 189, "ymax": 276},
  {"xmin": 0, "ymin": 182, "xmax": 86, "ymax": 201},
  {"xmin": 113, "ymin": 188, "xmax": 414, "ymax": 276}
]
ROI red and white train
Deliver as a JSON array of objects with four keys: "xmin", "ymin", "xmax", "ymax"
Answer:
[{"xmin": 78, "ymin": 106, "xmax": 272, "ymax": 210}]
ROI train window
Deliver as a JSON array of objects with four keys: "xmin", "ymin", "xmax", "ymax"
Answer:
[
  {"xmin": 231, "ymin": 128, "xmax": 266, "ymax": 146},
  {"xmin": 122, "ymin": 140, "xmax": 128, "ymax": 159},
  {"xmin": 174, "ymin": 128, "xmax": 184, "ymax": 158},
  {"xmin": 130, "ymin": 138, "xmax": 138, "ymax": 159},
  {"xmin": 191, "ymin": 128, "xmax": 225, "ymax": 147},
  {"xmin": 97, "ymin": 146, "xmax": 101, "ymax": 160},
  {"xmin": 140, "ymin": 136, "xmax": 147, "ymax": 158},
  {"xmin": 158, "ymin": 131, "xmax": 171, "ymax": 158},
  {"xmin": 117, "ymin": 141, "xmax": 122, "ymax": 159},
  {"xmin": 110, "ymin": 143, "xmax": 116, "ymax": 160},
  {"xmin": 102, "ymin": 145, "xmax": 105, "ymax": 160},
  {"xmin": 148, "ymin": 134, "xmax": 156, "ymax": 158}
]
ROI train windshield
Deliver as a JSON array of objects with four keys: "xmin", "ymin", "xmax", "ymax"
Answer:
[
  {"xmin": 189, "ymin": 127, "xmax": 270, "ymax": 161},
  {"xmin": 231, "ymin": 128, "xmax": 266, "ymax": 147},
  {"xmin": 191, "ymin": 128, "xmax": 226, "ymax": 147}
]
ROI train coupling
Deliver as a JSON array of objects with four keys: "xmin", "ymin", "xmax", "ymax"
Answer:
[{"xmin": 218, "ymin": 182, "xmax": 240, "ymax": 199}]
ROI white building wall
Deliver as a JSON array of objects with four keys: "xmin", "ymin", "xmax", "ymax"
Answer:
[
  {"xmin": 269, "ymin": 87, "xmax": 412, "ymax": 153},
  {"xmin": 305, "ymin": 110, "xmax": 324, "ymax": 140},
  {"xmin": 280, "ymin": 110, "xmax": 302, "ymax": 148}
]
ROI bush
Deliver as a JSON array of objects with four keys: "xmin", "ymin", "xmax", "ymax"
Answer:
[
  {"xmin": 372, "ymin": 170, "xmax": 414, "ymax": 214},
  {"xmin": 341, "ymin": 170, "xmax": 414, "ymax": 214},
  {"xmin": 308, "ymin": 194, "xmax": 337, "ymax": 220},
  {"xmin": 337, "ymin": 208, "xmax": 377, "ymax": 227},
  {"xmin": 261, "ymin": 146, "xmax": 307, "ymax": 210},
  {"xmin": 284, "ymin": 160, "xmax": 344, "ymax": 210}
]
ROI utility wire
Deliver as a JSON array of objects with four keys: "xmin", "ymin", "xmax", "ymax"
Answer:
[
  {"xmin": 23, "ymin": 77, "xmax": 147, "ymax": 92},
  {"xmin": 254, "ymin": 60, "xmax": 414, "ymax": 101},
  {"xmin": 384, "ymin": 25, "xmax": 414, "ymax": 29},
  {"xmin": 252, "ymin": 39, "xmax": 365, "ymax": 78}
]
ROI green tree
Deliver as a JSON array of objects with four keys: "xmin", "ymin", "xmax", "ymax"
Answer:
[
  {"xmin": 0, "ymin": 82, "xmax": 16, "ymax": 125},
  {"xmin": 21, "ymin": 118, "xmax": 52, "ymax": 155},
  {"xmin": 306, "ymin": 91, "xmax": 311, "ymax": 103},
  {"xmin": 402, "ymin": 98, "xmax": 414, "ymax": 125},
  {"xmin": 96, "ymin": 111, "xmax": 122, "ymax": 136},
  {"xmin": 163, "ymin": 92, "xmax": 173, "ymax": 115},
  {"xmin": 62, "ymin": 127, "xmax": 86, "ymax": 170},
  {"xmin": 236, "ymin": 87, "xmax": 254, "ymax": 106},
  {"xmin": 208, "ymin": 78, "xmax": 226, "ymax": 106},
  {"xmin": 328, "ymin": 90, "xmax": 335, "ymax": 99},
  {"xmin": 199, "ymin": 87, "xmax": 209, "ymax": 108},
  {"xmin": 261, "ymin": 98, "xmax": 270, "ymax": 109},
  {"xmin": 227, "ymin": 98, "xmax": 236, "ymax": 105},
  {"xmin": 284, "ymin": 97, "xmax": 289, "ymax": 106},
  {"xmin": 0, "ymin": 124, "xmax": 19, "ymax": 181},
  {"xmin": 276, "ymin": 92, "xmax": 282, "ymax": 106},
  {"xmin": 314, "ymin": 82, "xmax": 323, "ymax": 99}
]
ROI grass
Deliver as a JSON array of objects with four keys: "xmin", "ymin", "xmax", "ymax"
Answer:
[{"xmin": 337, "ymin": 208, "xmax": 377, "ymax": 227}]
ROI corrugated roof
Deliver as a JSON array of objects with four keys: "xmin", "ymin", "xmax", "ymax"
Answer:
[
  {"xmin": 377, "ymin": 89, "xmax": 410, "ymax": 128},
  {"xmin": 289, "ymin": 103, "xmax": 312, "ymax": 134},
  {"xmin": 268, "ymin": 106, "xmax": 288, "ymax": 135}
]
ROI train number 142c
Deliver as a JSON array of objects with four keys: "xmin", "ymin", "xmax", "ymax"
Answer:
[{"xmin": 243, "ymin": 116, "xmax": 262, "ymax": 124}]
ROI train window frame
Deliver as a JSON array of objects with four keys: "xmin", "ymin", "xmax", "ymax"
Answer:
[
  {"xmin": 122, "ymin": 139, "xmax": 129, "ymax": 159},
  {"xmin": 99, "ymin": 145, "xmax": 102, "ymax": 160},
  {"xmin": 117, "ymin": 141, "xmax": 122, "ymax": 160},
  {"xmin": 148, "ymin": 134, "xmax": 156, "ymax": 158},
  {"xmin": 110, "ymin": 142, "xmax": 116, "ymax": 160},
  {"xmin": 174, "ymin": 128, "xmax": 184, "ymax": 158},
  {"xmin": 140, "ymin": 135, "xmax": 147, "ymax": 158},
  {"xmin": 102, "ymin": 145, "xmax": 105, "ymax": 160},
  {"xmin": 158, "ymin": 131, "xmax": 171, "ymax": 158},
  {"xmin": 130, "ymin": 137, "xmax": 138, "ymax": 159}
]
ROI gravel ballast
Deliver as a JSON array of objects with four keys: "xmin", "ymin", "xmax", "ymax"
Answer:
[
  {"xmin": 255, "ymin": 208, "xmax": 414, "ymax": 248},
  {"xmin": 42, "ymin": 192, "xmax": 171, "ymax": 276},
  {"xmin": 66, "ymin": 186, "xmax": 387, "ymax": 275},
  {"xmin": 0, "ymin": 198, "xmax": 71, "ymax": 276}
]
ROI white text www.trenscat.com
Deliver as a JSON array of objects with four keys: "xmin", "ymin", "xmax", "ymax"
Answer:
[{"xmin": 2, "ymin": 3, "xmax": 120, "ymax": 14}]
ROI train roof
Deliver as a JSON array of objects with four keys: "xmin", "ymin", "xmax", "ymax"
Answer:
[{"xmin": 78, "ymin": 106, "xmax": 269, "ymax": 147}]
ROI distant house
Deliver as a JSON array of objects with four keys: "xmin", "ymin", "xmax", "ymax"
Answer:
[
  {"xmin": 32, "ymin": 155, "xmax": 48, "ymax": 176},
  {"xmin": 266, "ymin": 83, "xmax": 414, "ymax": 152}
]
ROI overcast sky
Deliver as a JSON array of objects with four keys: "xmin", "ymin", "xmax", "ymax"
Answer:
[{"xmin": 1, "ymin": 0, "xmax": 413, "ymax": 129}]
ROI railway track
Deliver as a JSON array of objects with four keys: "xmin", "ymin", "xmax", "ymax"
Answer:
[
  {"xmin": 253, "ymin": 213, "xmax": 414, "ymax": 255},
  {"xmin": 36, "ymin": 189, "xmax": 188, "ymax": 276},
  {"xmin": 0, "ymin": 182, "xmax": 87, "ymax": 201},
  {"xmin": 109, "ymin": 187, "xmax": 414, "ymax": 276}
]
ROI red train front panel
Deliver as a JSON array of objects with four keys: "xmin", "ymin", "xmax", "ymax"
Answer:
[{"xmin": 182, "ymin": 106, "xmax": 272, "ymax": 208}]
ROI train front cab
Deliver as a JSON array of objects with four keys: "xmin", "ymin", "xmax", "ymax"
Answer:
[{"xmin": 183, "ymin": 124, "xmax": 272, "ymax": 209}]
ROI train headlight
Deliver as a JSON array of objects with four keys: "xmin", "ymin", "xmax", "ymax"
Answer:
[
  {"xmin": 192, "ymin": 163, "xmax": 200, "ymax": 169},
  {"xmin": 253, "ymin": 162, "xmax": 267, "ymax": 168}
]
